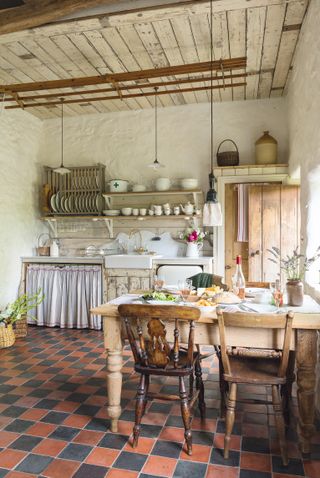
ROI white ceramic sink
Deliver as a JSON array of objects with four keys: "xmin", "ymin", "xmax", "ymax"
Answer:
[{"xmin": 104, "ymin": 254, "xmax": 161, "ymax": 269}]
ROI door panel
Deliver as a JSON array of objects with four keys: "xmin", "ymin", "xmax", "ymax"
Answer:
[
  {"xmin": 248, "ymin": 184, "xmax": 300, "ymax": 282},
  {"xmin": 224, "ymin": 184, "xmax": 248, "ymax": 287},
  {"xmin": 248, "ymin": 185, "xmax": 263, "ymax": 281}
]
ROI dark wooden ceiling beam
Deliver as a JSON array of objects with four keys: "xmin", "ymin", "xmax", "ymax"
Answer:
[
  {"xmin": 5, "ymin": 81, "xmax": 247, "ymax": 109},
  {"xmin": 0, "ymin": 57, "xmax": 247, "ymax": 93},
  {"xmin": 0, "ymin": 0, "xmax": 120, "ymax": 35}
]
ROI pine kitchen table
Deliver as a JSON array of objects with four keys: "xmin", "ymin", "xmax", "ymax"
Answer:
[{"xmin": 91, "ymin": 294, "xmax": 320, "ymax": 454}]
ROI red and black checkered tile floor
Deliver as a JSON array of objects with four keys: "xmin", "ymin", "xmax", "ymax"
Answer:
[{"xmin": 0, "ymin": 327, "xmax": 319, "ymax": 478}]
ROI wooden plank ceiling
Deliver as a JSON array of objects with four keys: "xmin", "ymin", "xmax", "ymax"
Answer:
[{"xmin": 0, "ymin": 0, "xmax": 309, "ymax": 119}]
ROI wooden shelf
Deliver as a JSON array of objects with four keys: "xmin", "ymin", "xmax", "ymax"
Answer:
[
  {"xmin": 102, "ymin": 214, "xmax": 200, "ymax": 220},
  {"xmin": 102, "ymin": 189, "xmax": 203, "ymax": 197}
]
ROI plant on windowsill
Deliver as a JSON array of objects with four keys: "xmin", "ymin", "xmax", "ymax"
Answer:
[
  {"xmin": 0, "ymin": 289, "xmax": 44, "ymax": 348},
  {"xmin": 268, "ymin": 246, "xmax": 320, "ymax": 306}
]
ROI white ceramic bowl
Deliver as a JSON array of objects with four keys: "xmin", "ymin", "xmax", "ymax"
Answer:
[
  {"xmin": 132, "ymin": 184, "xmax": 146, "ymax": 192},
  {"xmin": 121, "ymin": 207, "xmax": 132, "ymax": 216},
  {"xmin": 155, "ymin": 177, "xmax": 171, "ymax": 191},
  {"xmin": 180, "ymin": 178, "xmax": 198, "ymax": 190},
  {"xmin": 108, "ymin": 179, "xmax": 129, "ymax": 192}
]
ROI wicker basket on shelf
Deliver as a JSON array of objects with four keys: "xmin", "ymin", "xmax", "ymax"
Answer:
[
  {"xmin": 216, "ymin": 139, "xmax": 239, "ymax": 166},
  {"xmin": 14, "ymin": 316, "xmax": 28, "ymax": 338},
  {"xmin": 0, "ymin": 324, "xmax": 15, "ymax": 348}
]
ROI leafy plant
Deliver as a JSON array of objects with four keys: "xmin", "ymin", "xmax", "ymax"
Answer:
[
  {"xmin": 268, "ymin": 246, "xmax": 320, "ymax": 280},
  {"xmin": 0, "ymin": 289, "xmax": 44, "ymax": 326}
]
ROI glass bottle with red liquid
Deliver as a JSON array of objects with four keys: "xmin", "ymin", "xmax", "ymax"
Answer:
[{"xmin": 232, "ymin": 255, "xmax": 246, "ymax": 299}]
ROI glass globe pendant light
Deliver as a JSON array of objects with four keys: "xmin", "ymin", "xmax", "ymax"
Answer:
[
  {"xmin": 147, "ymin": 87, "xmax": 165, "ymax": 169},
  {"xmin": 53, "ymin": 98, "xmax": 71, "ymax": 175}
]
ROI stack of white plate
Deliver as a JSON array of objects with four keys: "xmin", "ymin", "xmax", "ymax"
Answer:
[{"xmin": 103, "ymin": 209, "xmax": 121, "ymax": 216}]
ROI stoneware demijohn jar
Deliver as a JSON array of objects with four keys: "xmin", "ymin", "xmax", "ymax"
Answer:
[
  {"xmin": 255, "ymin": 131, "xmax": 278, "ymax": 165},
  {"xmin": 286, "ymin": 279, "xmax": 304, "ymax": 307}
]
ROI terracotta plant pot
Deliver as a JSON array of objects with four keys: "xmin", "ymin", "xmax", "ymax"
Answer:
[{"xmin": 286, "ymin": 280, "xmax": 304, "ymax": 306}]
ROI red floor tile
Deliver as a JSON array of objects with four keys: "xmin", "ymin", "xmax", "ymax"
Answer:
[
  {"xmin": 159, "ymin": 427, "xmax": 185, "ymax": 442},
  {"xmin": 303, "ymin": 460, "xmax": 320, "ymax": 478},
  {"xmin": 240, "ymin": 451, "xmax": 271, "ymax": 472},
  {"xmin": 206, "ymin": 464, "xmax": 238, "ymax": 478},
  {"xmin": 106, "ymin": 470, "xmax": 138, "ymax": 478},
  {"xmin": 124, "ymin": 437, "xmax": 155, "ymax": 455},
  {"xmin": 33, "ymin": 438, "xmax": 68, "ymax": 457},
  {"xmin": 62, "ymin": 414, "xmax": 91, "ymax": 428},
  {"xmin": 19, "ymin": 408, "xmax": 48, "ymax": 421},
  {"xmin": 26, "ymin": 422, "xmax": 57, "ymax": 437},
  {"xmin": 0, "ymin": 431, "xmax": 19, "ymax": 447},
  {"xmin": 142, "ymin": 455, "xmax": 177, "ymax": 477},
  {"xmin": 85, "ymin": 447, "xmax": 119, "ymax": 467},
  {"xmin": 213, "ymin": 433, "xmax": 241, "ymax": 451},
  {"xmin": 180, "ymin": 443, "xmax": 211, "ymax": 462},
  {"xmin": 42, "ymin": 458, "xmax": 80, "ymax": 478},
  {"xmin": 73, "ymin": 430, "xmax": 104, "ymax": 446},
  {"xmin": 0, "ymin": 448, "xmax": 27, "ymax": 468}
]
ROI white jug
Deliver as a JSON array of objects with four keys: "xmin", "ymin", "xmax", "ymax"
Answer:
[
  {"xmin": 50, "ymin": 239, "xmax": 60, "ymax": 257},
  {"xmin": 186, "ymin": 242, "xmax": 203, "ymax": 257}
]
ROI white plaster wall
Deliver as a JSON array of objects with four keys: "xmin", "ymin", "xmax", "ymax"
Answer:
[
  {"xmin": 286, "ymin": 0, "xmax": 320, "ymax": 408},
  {"xmin": 39, "ymin": 97, "xmax": 288, "ymax": 194},
  {"xmin": 0, "ymin": 109, "xmax": 44, "ymax": 307}
]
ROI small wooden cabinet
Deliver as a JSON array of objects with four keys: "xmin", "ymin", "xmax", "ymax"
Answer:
[{"xmin": 104, "ymin": 268, "xmax": 153, "ymax": 302}]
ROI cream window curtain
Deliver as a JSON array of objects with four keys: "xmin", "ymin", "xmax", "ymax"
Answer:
[{"xmin": 26, "ymin": 264, "xmax": 102, "ymax": 330}]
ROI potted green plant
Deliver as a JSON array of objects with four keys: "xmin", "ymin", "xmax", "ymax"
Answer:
[
  {"xmin": 268, "ymin": 246, "xmax": 320, "ymax": 306},
  {"xmin": 0, "ymin": 289, "xmax": 44, "ymax": 348}
]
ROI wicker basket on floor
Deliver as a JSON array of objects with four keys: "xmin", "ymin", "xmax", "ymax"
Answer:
[
  {"xmin": 14, "ymin": 315, "xmax": 28, "ymax": 338},
  {"xmin": 0, "ymin": 324, "xmax": 15, "ymax": 348}
]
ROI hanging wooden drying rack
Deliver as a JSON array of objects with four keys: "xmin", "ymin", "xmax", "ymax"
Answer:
[{"xmin": 0, "ymin": 56, "xmax": 247, "ymax": 110}]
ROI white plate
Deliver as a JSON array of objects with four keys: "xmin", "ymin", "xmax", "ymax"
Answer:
[
  {"xmin": 50, "ymin": 194, "xmax": 57, "ymax": 212},
  {"xmin": 241, "ymin": 303, "xmax": 279, "ymax": 314}
]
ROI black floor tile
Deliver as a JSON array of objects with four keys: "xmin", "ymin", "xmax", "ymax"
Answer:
[
  {"xmin": 85, "ymin": 418, "xmax": 110, "ymax": 432},
  {"xmin": 98, "ymin": 433, "xmax": 128, "ymax": 450},
  {"xmin": 210, "ymin": 448, "xmax": 240, "ymax": 467},
  {"xmin": 272, "ymin": 456, "xmax": 305, "ymax": 475},
  {"xmin": 119, "ymin": 410, "xmax": 135, "ymax": 422},
  {"xmin": 4, "ymin": 419, "xmax": 34, "ymax": 433},
  {"xmin": 151, "ymin": 440, "xmax": 182, "ymax": 458},
  {"xmin": 0, "ymin": 469, "xmax": 8, "ymax": 478},
  {"xmin": 113, "ymin": 450, "xmax": 147, "ymax": 471},
  {"xmin": 139, "ymin": 424, "xmax": 162, "ymax": 438},
  {"xmin": 58, "ymin": 382, "xmax": 79, "ymax": 392},
  {"xmin": 2, "ymin": 406, "xmax": 26, "ymax": 418},
  {"xmin": 66, "ymin": 392, "xmax": 90, "ymax": 403},
  {"xmin": 41, "ymin": 411, "xmax": 69, "ymax": 424},
  {"xmin": 173, "ymin": 460, "xmax": 207, "ymax": 478},
  {"xmin": 148, "ymin": 402, "xmax": 172, "ymax": 414},
  {"xmin": 9, "ymin": 435, "xmax": 42, "ymax": 451},
  {"xmin": 34, "ymin": 399, "xmax": 59, "ymax": 409},
  {"xmin": 216, "ymin": 419, "xmax": 242, "ymax": 435},
  {"xmin": 28, "ymin": 388, "xmax": 51, "ymax": 398},
  {"xmin": 16, "ymin": 454, "xmax": 53, "ymax": 474},
  {"xmin": 74, "ymin": 404, "xmax": 100, "ymax": 416},
  {"xmin": 192, "ymin": 430, "xmax": 214, "ymax": 446},
  {"xmin": 0, "ymin": 394, "xmax": 20, "ymax": 404},
  {"xmin": 242, "ymin": 437, "xmax": 270, "ymax": 454},
  {"xmin": 240, "ymin": 471, "xmax": 272, "ymax": 478},
  {"xmin": 166, "ymin": 415, "xmax": 184, "ymax": 428},
  {"xmin": 73, "ymin": 463, "xmax": 109, "ymax": 478},
  {"xmin": 58, "ymin": 443, "xmax": 93, "ymax": 461},
  {"xmin": 48, "ymin": 425, "xmax": 80, "ymax": 441}
]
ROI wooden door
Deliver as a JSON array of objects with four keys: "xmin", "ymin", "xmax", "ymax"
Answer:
[
  {"xmin": 248, "ymin": 184, "xmax": 300, "ymax": 282},
  {"xmin": 224, "ymin": 184, "xmax": 249, "ymax": 286}
]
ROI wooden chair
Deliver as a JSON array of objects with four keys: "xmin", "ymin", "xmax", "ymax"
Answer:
[
  {"xmin": 118, "ymin": 304, "xmax": 205, "ymax": 456},
  {"xmin": 216, "ymin": 308, "xmax": 294, "ymax": 466}
]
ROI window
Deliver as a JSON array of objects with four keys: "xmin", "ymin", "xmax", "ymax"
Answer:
[{"xmin": 305, "ymin": 166, "xmax": 320, "ymax": 285}]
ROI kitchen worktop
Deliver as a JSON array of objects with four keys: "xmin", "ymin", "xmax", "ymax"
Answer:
[
  {"xmin": 22, "ymin": 255, "xmax": 213, "ymax": 267},
  {"xmin": 22, "ymin": 256, "xmax": 104, "ymax": 265}
]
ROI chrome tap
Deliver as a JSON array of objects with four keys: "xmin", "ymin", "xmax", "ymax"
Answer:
[{"xmin": 129, "ymin": 229, "xmax": 145, "ymax": 253}]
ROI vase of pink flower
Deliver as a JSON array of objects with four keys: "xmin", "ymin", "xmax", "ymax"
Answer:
[{"xmin": 181, "ymin": 228, "xmax": 206, "ymax": 257}]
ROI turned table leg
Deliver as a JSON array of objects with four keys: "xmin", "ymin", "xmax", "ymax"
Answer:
[
  {"xmin": 296, "ymin": 329, "xmax": 318, "ymax": 454},
  {"xmin": 106, "ymin": 349, "xmax": 123, "ymax": 432},
  {"xmin": 104, "ymin": 315, "xmax": 124, "ymax": 433}
]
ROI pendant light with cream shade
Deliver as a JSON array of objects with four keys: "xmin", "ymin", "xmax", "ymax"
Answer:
[
  {"xmin": 147, "ymin": 87, "xmax": 165, "ymax": 169},
  {"xmin": 202, "ymin": 0, "xmax": 222, "ymax": 227},
  {"xmin": 53, "ymin": 98, "xmax": 71, "ymax": 175}
]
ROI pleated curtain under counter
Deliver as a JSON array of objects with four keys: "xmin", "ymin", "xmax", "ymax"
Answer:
[{"xmin": 26, "ymin": 264, "xmax": 102, "ymax": 330}]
